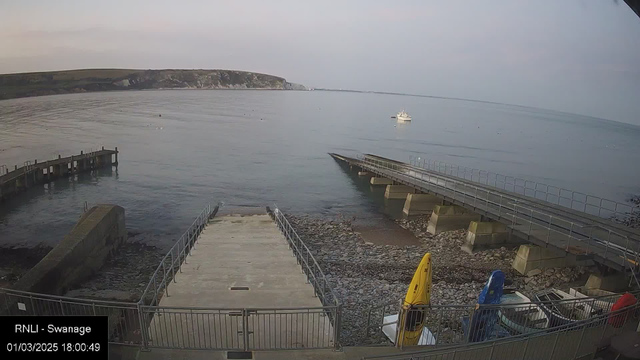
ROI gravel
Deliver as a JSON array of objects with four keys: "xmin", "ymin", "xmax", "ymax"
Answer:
[
  {"xmin": 0, "ymin": 246, "xmax": 52, "ymax": 288},
  {"xmin": 287, "ymin": 213, "xmax": 592, "ymax": 346},
  {"xmin": 64, "ymin": 234, "xmax": 166, "ymax": 302}
]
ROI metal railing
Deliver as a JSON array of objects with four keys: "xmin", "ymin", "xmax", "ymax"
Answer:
[
  {"xmin": 364, "ymin": 290, "xmax": 631, "ymax": 349},
  {"xmin": 361, "ymin": 300, "xmax": 640, "ymax": 360},
  {"xmin": 407, "ymin": 155, "xmax": 640, "ymax": 222},
  {"xmin": 272, "ymin": 205, "xmax": 343, "ymax": 349},
  {"xmin": 136, "ymin": 204, "xmax": 342, "ymax": 351},
  {"xmin": 272, "ymin": 205, "xmax": 341, "ymax": 308},
  {"xmin": 0, "ymin": 202, "xmax": 343, "ymax": 351},
  {"xmin": 357, "ymin": 155, "xmax": 640, "ymax": 273},
  {"xmin": 141, "ymin": 305, "xmax": 339, "ymax": 350},
  {"xmin": 139, "ymin": 203, "xmax": 219, "ymax": 307},
  {"xmin": 1, "ymin": 287, "xmax": 143, "ymax": 346}
]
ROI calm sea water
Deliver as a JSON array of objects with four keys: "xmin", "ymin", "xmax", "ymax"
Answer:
[{"xmin": 1, "ymin": 90, "xmax": 639, "ymax": 249}]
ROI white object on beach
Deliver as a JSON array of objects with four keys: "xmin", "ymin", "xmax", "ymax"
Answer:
[{"xmin": 381, "ymin": 314, "xmax": 436, "ymax": 346}]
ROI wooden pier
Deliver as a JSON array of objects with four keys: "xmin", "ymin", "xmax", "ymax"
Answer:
[{"xmin": 0, "ymin": 147, "xmax": 118, "ymax": 202}]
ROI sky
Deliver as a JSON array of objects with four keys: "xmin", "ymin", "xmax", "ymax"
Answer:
[{"xmin": 1, "ymin": 0, "xmax": 640, "ymax": 125}]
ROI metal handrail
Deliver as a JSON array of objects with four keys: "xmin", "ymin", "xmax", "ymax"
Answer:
[
  {"xmin": 364, "ymin": 289, "xmax": 636, "ymax": 346},
  {"xmin": 361, "ymin": 301, "xmax": 640, "ymax": 359},
  {"xmin": 270, "ymin": 205, "xmax": 342, "ymax": 349},
  {"xmin": 407, "ymin": 154, "xmax": 639, "ymax": 221},
  {"xmin": 365, "ymin": 289, "xmax": 636, "ymax": 318},
  {"xmin": 272, "ymin": 205, "xmax": 340, "ymax": 307},
  {"xmin": 357, "ymin": 155, "xmax": 640, "ymax": 270},
  {"xmin": 139, "ymin": 202, "xmax": 220, "ymax": 306}
]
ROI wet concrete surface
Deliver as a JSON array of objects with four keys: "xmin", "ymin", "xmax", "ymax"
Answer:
[{"xmin": 352, "ymin": 215, "xmax": 421, "ymax": 246}]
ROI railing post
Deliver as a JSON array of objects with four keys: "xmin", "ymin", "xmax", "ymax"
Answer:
[
  {"xmin": 600, "ymin": 315, "xmax": 609, "ymax": 341},
  {"xmin": 162, "ymin": 261, "xmax": 169, "ymax": 297},
  {"xmin": 29, "ymin": 295, "xmax": 36, "ymax": 315},
  {"xmin": 573, "ymin": 321, "xmax": 587, "ymax": 359},
  {"xmin": 488, "ymin": 341, "xmax": 496, "ymax": 359},
  {"xmin": 603, "ymin": 230, "xmax": 611, "ymax": 261},
  {"xmin": 586, "ymin": 226, "xmax": 594, "ymax": 255},
  {"xmin": 137, "ymin": 301, "xmax": 149, "ymax": 350},
  {"xmin": 396, "ymin": 300, "xmax": 405, "ymax": 349},
  {"xmin": 570, "ymin": 191, "xmax": 575, "ymax": 210},
  {"xmin": 548, "ymin": 331, "xmax": 560, "ymax": 360},
  {"xmin": 171, "ymin": 250, "xmax": 176, "ymax": 282},
  {"xmin": 153, "ymin": 276, "xmax": 158, "ymax": 306},
  {"xmin": 334, "ymin": 304, "xmax": 342, "ymax": 350},
  {"xmin": 598, "ymin": 198, "xmax": 603, "ymax": 217},
  {"xmin": 474, "ymin": 187, "xmax": 478, "ymax": 207},
  {"xmin": 520, "ymin": 338, "xmax": 530, "ymax": 360},
  {"xmin": 183, "ymin": 235, "xmax": 189, "ymax": 264},
  {"xmin": 242, "ymin": 309, "xmax": 250, "ymax": 351},
  {"xmin": 178, "ymin": 237, "xmax": 183, "ymax": 273}
]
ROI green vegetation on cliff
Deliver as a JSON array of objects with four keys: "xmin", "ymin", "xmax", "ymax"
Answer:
[{"xmin": 0, "ymin": 69, "xmax": 302, "ymax": 100}]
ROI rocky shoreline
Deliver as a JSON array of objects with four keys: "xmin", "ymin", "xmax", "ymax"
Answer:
[
  {"xmin": 64, "ymin": 234, "xmax": 167, "ymax": 302},
  {"xmin": 0, "ymin": 232, "xmax": 166, "ymax": 303},
  {"xmin": 287, "ymin": 213, "xmax": 591, "ymax": 346},
  {"xmin": 0, "ymin": 246, "xmax": 52, "ymax": 288}
]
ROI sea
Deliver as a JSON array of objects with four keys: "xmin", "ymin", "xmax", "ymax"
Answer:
[{"xmin": 1, "ymin": 90, "xmax": 639, "ymax": 249}]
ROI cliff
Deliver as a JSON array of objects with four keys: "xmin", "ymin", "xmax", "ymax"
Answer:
[{"xmin": 0, "ymin": 69, "xmax": 305, "ymax": 100}]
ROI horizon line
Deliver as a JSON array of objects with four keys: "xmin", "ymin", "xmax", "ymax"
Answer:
[{"xmin": 313, "ymin": 88, "xmax": 640, "ymax": 129}]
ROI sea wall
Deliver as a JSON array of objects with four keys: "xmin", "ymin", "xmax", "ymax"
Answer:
[{"xmin": 12, "ymin": 204, "xmax": 127, "ymax": 295}]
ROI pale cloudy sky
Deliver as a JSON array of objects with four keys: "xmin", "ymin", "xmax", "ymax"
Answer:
[{"xmin": 1, "ymin": 1, "xmax": 639, "ymax": 125}]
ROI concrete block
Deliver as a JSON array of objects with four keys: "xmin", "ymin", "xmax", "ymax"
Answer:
[
  {"xmin": 584, "ymin": 273, "xmax": 629, "ymax": 292},
  {"xmin": 12, "ymin": 204, "xmax": 127, "ymax": 295},
  {"xmin": 526, "ymin": 269, "xmax": 542, "ymax": 277},
  {"xmin": 402, "ymin": 193, "xmax": 443, "ymax": 216},
  {"xmin": 384, "ymin": 185, "xmax": 416, "ymax": 200},
  {"xmin": 511, "ymin": 244, "xmax": 592, "ymax": 275},
  {"xmin": 569, "ymin": 287, "xmax": 619, "ymax": 299},
  {"xmin": 370, "ymin": 177, "xmax": 394, "ymax": 186},
  {"xmin": 427, "ymin": 205, "xmax": 481, "ymax": 235},
  {"xmin": 461, "ymin": 221, "xmax": 510, "ymax": 253}
]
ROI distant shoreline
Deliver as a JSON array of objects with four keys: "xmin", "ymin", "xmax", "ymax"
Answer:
[{"xmin": 0, "ymin": 68, "xmax": 307, "ymax": 101}]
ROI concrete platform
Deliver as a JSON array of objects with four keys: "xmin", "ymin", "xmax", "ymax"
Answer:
[
  {"xmin": 461, "ymin": 221, "xmax": 516, "ymax": 254},
  {"xmin": 148, "ymin": 214, "xmax": 333, "ymax": 350},
  {"xmin": 384, "ymin": 185, "xmax": 416, "ymax": 200},
  {"xmin": 131, "ymin": 345, "xmax": 408, "ymax": 360},
  {"xmin": 402, "ymin": 193, "xmax": 442, "ymax": 216},
  {"xmin": 426, "ymin": 205, "xmax": 481, "ymax": 235},
  {"xmin": 370, "ymin": 177, "xmax": 393, "ymax": 185},
  {"xmin": 511, "ymin": 244, "xmax": 593, "ymax": 275}
]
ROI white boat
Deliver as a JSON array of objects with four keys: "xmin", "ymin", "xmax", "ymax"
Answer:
[
  {"xmin": 569, "ymin": 287, "xmax": 621, "ymax": 313},
  {"xmin": 396, "ymin": 110, "xmax": 412, "ymax": 122},
  {"xmin": 534, "ymin": 288, "xmax": 600, "ymax": 326},
  {"xmin": 498, "ymin": 291, "xmax": 549, "ymax": 333}
]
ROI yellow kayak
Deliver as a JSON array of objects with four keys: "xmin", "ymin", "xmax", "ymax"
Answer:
[{"xmin": 397, "ymin": 253, "xmax": 432, "ymax": 346}]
